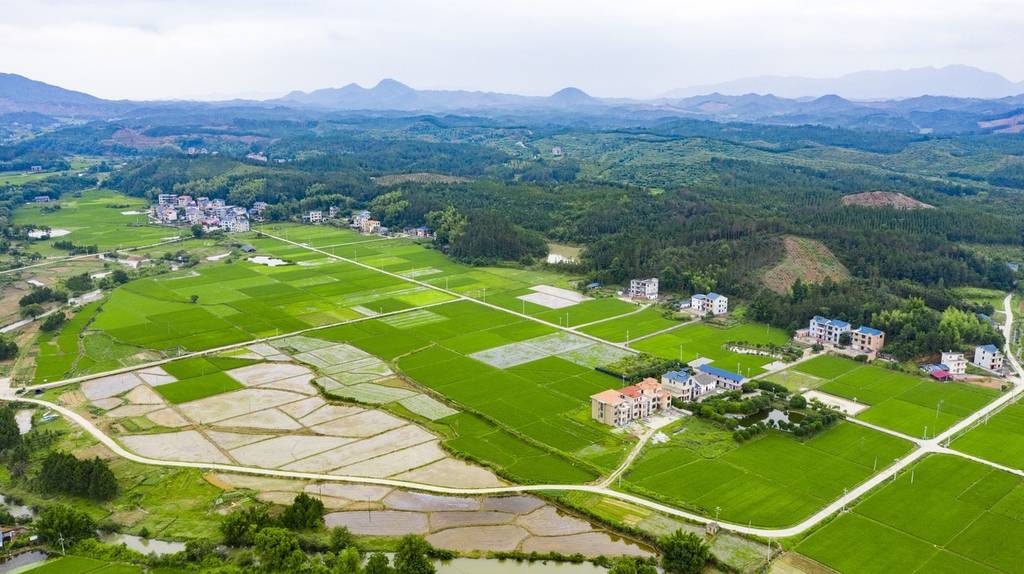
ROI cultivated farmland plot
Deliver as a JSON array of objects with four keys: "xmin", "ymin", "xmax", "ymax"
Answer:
[
  {"xmin": 621, "ymin": 417, "xmax": 912, "ymax": 528},
  {"xmin": 631, "ymin": 321, "xmax": 791, "ymax": 376},
  {"xmin": 792, "ymin": 355, "xmax": 1000, "ymax": 438},
  {"xmin": 13, "ymin": 188, "xmax": 183, "ymax": 257},
  {"xmin": 797, "ymin": 455, "xmax": 1024, "ymax": 574}
]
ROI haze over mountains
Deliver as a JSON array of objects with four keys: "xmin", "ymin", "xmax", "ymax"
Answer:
[
  {"xmin": 3, "ymin": 65, "xmax": 1024, "ymax": 135},
  {"xmin": 662, "ymin": 65, "xmax": 1024, "ymax": 100}
]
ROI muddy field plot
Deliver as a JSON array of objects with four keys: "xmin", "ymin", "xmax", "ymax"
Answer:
[
  {"xmin": 83, "ymin": 354, "xmax": 501, "ymax": 488},
  {"xmin": 206, "ymin": 473, "xmax": 650, "ymax": 557},
  {"xmin": 469, "ymin": 331, "xmax": 596, "ymax": 369}
]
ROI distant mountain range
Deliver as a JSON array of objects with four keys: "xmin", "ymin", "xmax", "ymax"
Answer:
[
  {"xmin": 662, "ymin": 65, "xmax": 1024, "ymax": 100},
  {"xmin": 2, "ymin": 69, "xmax": 1024, "ymax": 134},
  {"xmin": 278, "ymin": 79, "xmax": 601, "ymax": 110}
]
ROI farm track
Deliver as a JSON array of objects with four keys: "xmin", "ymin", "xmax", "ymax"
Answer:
[
  {"xmin": 0, "ymin": 235, "xmax": 188, "ymax": 276},
  {"xmin": 4, "ymin": 239, "xmax": 1023, "ymax": 539}
]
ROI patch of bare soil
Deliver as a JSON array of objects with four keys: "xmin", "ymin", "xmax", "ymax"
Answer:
[
  {"xmin": 373, "ymin": 172, "xmax": 471, "ymax": 186},
  {"xmin": 840, "ymin": 191, "xmax": 934, "ymax": 209},
  {"xmin": 979, "ymin": 113, "xmax": 1024, "ymax": 134},
  {"xmin": 762, "ymin": 236, "xmax": 851, "ymax": 294},
  {"xmin": 768, "ymin": 552, "xmax": 839, "ymax": 574}
]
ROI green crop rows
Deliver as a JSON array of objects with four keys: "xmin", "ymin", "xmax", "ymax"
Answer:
[
  {"xmin": 794, "ymin": 355, "xmax": 999, "ymax": 438},
  {"xmin": 621, "ymin": 418, "xmax": 911, "ymax": 527},
  {"xmin": 798, "ymin": 455, "xmax": 1024, "ymax": 573}
]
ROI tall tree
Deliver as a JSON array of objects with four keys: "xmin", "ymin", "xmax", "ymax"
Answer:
[
  {"xmin": 0, "ymin": 406, "xmax": 20, "ymax": 451},
  {"xmin": 254, "ymin": 527, "xmax": 305, "ymax": 573},
  {"xmin": 393, "ymin": 535, "xmax": 435, "ymax": 574},
  {"xmin": 659, "ymin": 529, "xmax": 712, "ymax": 574}
]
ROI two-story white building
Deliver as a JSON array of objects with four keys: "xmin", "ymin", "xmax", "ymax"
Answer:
[{"xmin": 690, "ymin": 292, "xmax": 729, "ymax": 315}]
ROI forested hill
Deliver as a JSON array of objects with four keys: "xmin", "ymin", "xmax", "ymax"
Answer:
[{"xmin": 2, "ymin": 106, "xmax": 1022, "ymax": 359}]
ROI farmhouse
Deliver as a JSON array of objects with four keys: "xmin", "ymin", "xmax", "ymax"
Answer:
[
  {"xmin": 628, "ymin": 278, "xmax": 659, "ymax": 301},
  {"xmin": 696, "ymin": 364, "xmax": 747, "ymax": 390},
  {"xmin": 940, "ymin": 351, "xmax": 967, "ymax": 375},
  {"xmin": 32, "ymin": 195, "xmax": 50, "ymax": 203},
  {"xmin": 590, "ymin": 378, "xmax": 670, "ymax": 427},
  {"xmin": 850, "ymin": 326, "xmax": 885, "ymax": 354},
  {"xmin": 973, "ymin": 344, "xmax": 1004, "ymax": 372},
  {"xmin": 690, "ymin": 292, "xmax": 728, "ymax": 315},
  {"xmin": 659, "ymin": 370, "xmax": 717, "ymax": 401},
  {"xmin": 304, "ymin": 210, "xmax": 324, "ymax": 224},
  {"xmin": 0, "ymin": 525, "xmax": 26, "ymax": 549},
  {"xmin": 806, "ymin": 316, "xmax": 851, "ymax": 345}
]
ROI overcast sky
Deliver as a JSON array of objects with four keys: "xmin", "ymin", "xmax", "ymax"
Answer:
[{"xmin": 1, "ymin": 0, "xmax": 1022, "ymax": 100}]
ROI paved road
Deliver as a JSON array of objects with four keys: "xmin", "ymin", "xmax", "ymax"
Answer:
[
  {"xmin": 21, "ymin": 298, "xmax": 461, "ymax": 392},
  {"xmin": 6, "ymin": 238, "xmax": 1023, "ymax": 539},
  {"xmin": 623, "ymin": 316, "xmax": 701, "ymax": 344},
  {"xmin": 0, "ymin": 236, "xmax": 187, "ymax": 276},
  {"xmin": 264, "ymin": 231, "xmax": 639, "ymax": 355}
]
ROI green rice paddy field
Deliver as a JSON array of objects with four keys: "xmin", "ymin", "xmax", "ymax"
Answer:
[
  {"xmin": 793, "ymin": 356, "xmax": 1000, "ymax": 438},
  {"xmin": 797, "ymin": 455, "xmax": 1024, "ymax": 574},
  {"xmin": 622, "ymin": 418, "xmax": 912, "ymax": 527},
  {"xmin": 309, "ymin": 299, "xmax": 634, "ymax": 480},
  {"xmin": 630, "ymin": 321, "xmax": 791, "ymax": 376},
  {"xmin": 952, "ymin": 401, "xmax": 1024, "ymax": 471},
  {"xmin": 13, "ymin": 189, "xmax": 182, "ymax": 256},
  {"xmin": 578, "ymin": 306, "xmax": 679, "ymax": 341}
]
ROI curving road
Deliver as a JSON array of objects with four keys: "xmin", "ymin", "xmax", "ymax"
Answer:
[{"xmin": 4, "ymin": 247, "xmax": 1023, "ymax": 540}]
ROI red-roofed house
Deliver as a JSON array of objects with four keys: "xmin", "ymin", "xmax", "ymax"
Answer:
[{"xmin": 590, "ymin": 378, "xmax": 670, "ymax": 426}]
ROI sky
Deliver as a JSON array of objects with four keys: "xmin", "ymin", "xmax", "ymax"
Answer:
[{"xmin": 1, "ymin": 0, "xmax": 1022, "ymax": 100}]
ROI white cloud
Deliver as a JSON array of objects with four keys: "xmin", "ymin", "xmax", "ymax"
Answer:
[{"xmin": 0, "ymin": 0, "xmax": 1020, "ymax": 99}]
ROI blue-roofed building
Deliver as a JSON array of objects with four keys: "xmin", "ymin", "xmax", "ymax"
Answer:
[
  {"xmin": 808, "ymin": 315, "xmax": 852, "ymax": 345},
  {"xmin": 974, "ymin": 344, "xmax": 1004, "ymax": 372},
  {"xmin": 690, "ymin": 292, "xmax": 729, "ymax": 315},
  {"xmin": 852, "ymin": 325, "xmax": 886, "ymax": 354},
  {"xmin": 659, "ymin": 369, "xmax": 717, "ymax": 401},
  {"xmin": 697, "ymin": 364, "xmax": 747, "ymax": 390}
]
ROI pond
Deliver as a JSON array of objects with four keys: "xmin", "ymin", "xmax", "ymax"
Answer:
[
  {"xmin": 99, "ymin": 534, "xmax": 186, "ymax": 556},
  {"xmin": 0, "ymin": 550, "xmax": 48, "ymax": 573},
  {"xmin": 738, "ymin": 408, "xmax": 804, "ymax": 428},
  {"xmin": 248, "ymin": 256, "xmax": 288, "ymax": 267}
]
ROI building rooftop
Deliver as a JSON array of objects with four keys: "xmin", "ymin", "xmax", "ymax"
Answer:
[
  {"xmin": 591, "ymin": 389, "xmax": 624, "ymax": 405},
  {"xmin": 855, "ymin": 326, "xmax": 883, "ymax": 336},
  {"xmin": 697, "ymin": 364, "xmax": 745, "ymax": 382},
  {"xmin": 663, "ymin": 370, "xmax": 690, "ymax": 383},
  {"xmin": 978, "ymin": 344, "xmax": 1000, "ymax": 353},
  {"xmin": 812, "ymin": 315, "xmax": 851, "ymax": 329}
]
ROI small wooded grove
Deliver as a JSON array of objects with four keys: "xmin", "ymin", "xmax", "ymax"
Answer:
[{"xmin": 35, "ymin": 451, "xmax": 118, "ymax": 500}]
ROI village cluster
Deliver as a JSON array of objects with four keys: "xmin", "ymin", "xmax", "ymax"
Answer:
[
  {"xmin": 150, "ymin": 193, "xmax": 253, "ymax": 232},
  {"xmin": 588, "ymin": 277, "xmax": 1008, "ymax": 428}
]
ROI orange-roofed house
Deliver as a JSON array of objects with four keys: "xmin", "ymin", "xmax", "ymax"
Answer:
[{"xmin": 590, "ymin": 377, "xmax": 671, "ymax": 426}]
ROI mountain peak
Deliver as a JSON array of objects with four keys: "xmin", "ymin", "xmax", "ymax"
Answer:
[
  {"xmin": 549, "ymin": 87, "xmax": 594, "ymax": 103},
  {"xmin": 372, "ymin": 78, "xmax": 414, "ymax": 93}
]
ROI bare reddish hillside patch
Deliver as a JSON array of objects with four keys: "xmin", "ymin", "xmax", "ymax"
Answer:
[
  {"xmin": 762, "ymin": 236, "xmax": 850, "ymax": 295},
  {"xmin": 840, "ymin": 191, "xmax": 933, "ymax": 210}
]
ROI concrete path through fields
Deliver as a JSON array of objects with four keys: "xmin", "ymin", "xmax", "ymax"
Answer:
[
  {"xmin": 263, "ymin": 231, "xmax": 639, "ymax": 355},
  {"xmin": 5, "ymin": 241, "xmax": 1023, "ymax": 540},
  {"xmin": 0, "ymin": 235, "xmax": 187, "ymax": 276},
  {"xmin": 21, "ymin": 298, "xmax": 462, "ymax": 393}
]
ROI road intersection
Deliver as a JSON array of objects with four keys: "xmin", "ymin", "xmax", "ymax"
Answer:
[{"xmin": 2, "ymin": 234, "xmax": 1022, "ymax": 540}]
